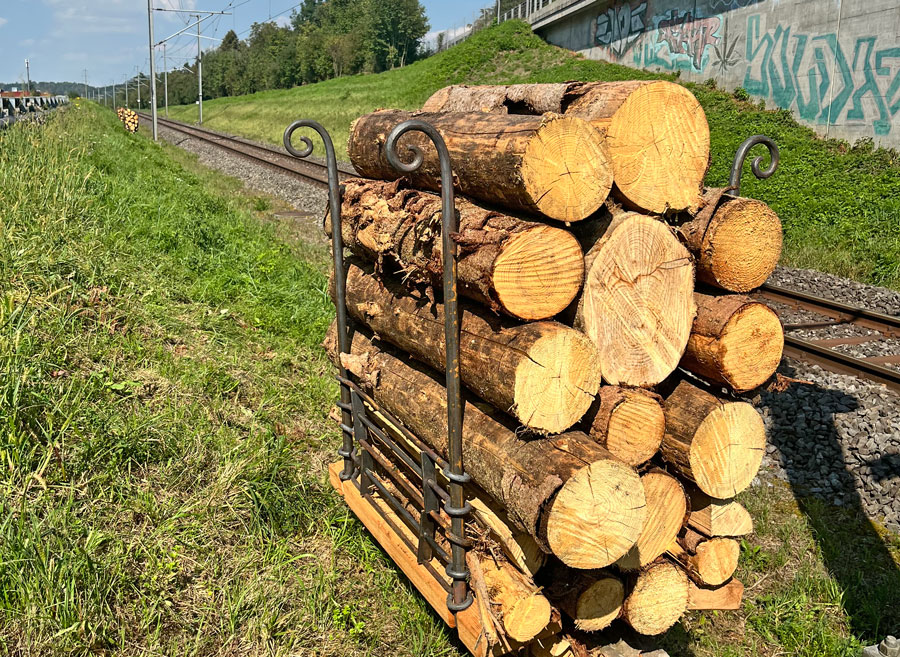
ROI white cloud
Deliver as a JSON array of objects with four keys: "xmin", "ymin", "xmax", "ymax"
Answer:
[
  {"xmin": 0, "ymin": 17, "xmax": 8, "ymax": 28},
  {"xmin": 274, "ymin": 15, "xmax": 291, "ymax": 28}
]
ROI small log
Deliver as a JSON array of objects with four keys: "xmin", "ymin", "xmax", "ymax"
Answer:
[
  {"xmin": 332, "ymin": 178, "xmax": 584, "ymax": 320},
  {"xmin": 422, "ymin": 80, "xmax": 709, "ymax": 214},
  {"xmin": 681, "ymin": 292, "xmax": 784, "ymax": 392},
  {"xmin": 348, "ymin": 109, "xmax": 613, "ymax": 223},
  {"xmin": 582, "ymin": 386, "xmax": 665, "ymax": 466},
  {"xmin": 546, "ymin": 568, "xmax": 626, "ymax": 633},
  {"xmin": 669, "ymin": 528, "xmax": 740, "ymax": 586},
  {"xmin": 480, "ymin": 557, "xmax": 553, "ymax": 643},
  {"xmin": 676, "ymin": 192, "xmax": 783, "ymax": 292},
  {"xmin": 660, "ymin": 380, "xmax": 765, "ymax": 498},
  {"xmin": 325, "ymin": 324, "xmax": 646, "ymax": 569},
  {"xmin": 573, "ymin": 208, "xmax": 695, "ymax": 387},
  {"xmin": 471, "ymin": 497, "xmax": 547, "ymax": 578},
  {"xmin": 687, "ymin": 578, "xmax": 745, "ymax": 611},
  {"xmin": 686, "ymin": 486, "xmax": 753, "ymax": 537},
  {"xmin": 341, "ymin": 261, "xmax": 601, "ymax": 433},
  {"xmin": 621, "ymin": 562, "xmax": 690, "ymax": 636},
  {"xmin": 616, "ymin": 470, "xmax": 688, "ymax": 571}
]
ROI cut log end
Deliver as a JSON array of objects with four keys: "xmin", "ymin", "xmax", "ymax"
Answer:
[
  {"xmin": 617, "ymin": 471, "xmax": 687, "ymax": 571},
  {"xmin": 693, "ymin": 538, "xmax": 740, "ymax": 586},
  {"xmin": 504, "ymin": 593, "xmax": 553, "ymax": 643},
  {"xmin": 700, "ymin": 198, "xmax": 783, "ymax": 292},
  {"xmin": 606, "ymin": 82, "xmax": 708, "ymax": 214},
  {"xmin": 514, "ymin": 325, "xmax": 602, "ymax": 434},
  {"xmin": 624, "ymin": 562, "xmax": 690, "ymax": 636},
  {"xmin": 493, "ymin": 225, "xmax": 584, "ymax": 321},
  {"xmin": 580, "ymin": 214, "xmax": 695, "ymax": 387},
  {"xmin": 575, "ymin": 576, "xmax": 625, "ymax": 632},
  {"xmin": 596, "ymin": 388, "xmax": 666, "ymax": 466},
  {"xmin": 546, "ymin": 458, "xmax": 646, "ymax": 570},
  {"xmin": 689, "ymin": 401, "xmax": 766, "ymax": 498},
  {"xmin": 521, "ymin": 116, "xmax": 613, "ymax": 223}
]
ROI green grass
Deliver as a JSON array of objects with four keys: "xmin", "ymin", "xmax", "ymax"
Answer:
[
  {"xmin": 2, "ymin": 100, "xmax": 897, "ymax": 656},
  {"xmin": 169, "ymin": 20, "xmax": 900, "ymax": 290}
]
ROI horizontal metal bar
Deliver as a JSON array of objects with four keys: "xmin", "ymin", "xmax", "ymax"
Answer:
[
  {"xmin": 782, "ymin": 320, "xmax": 848, "ymax": 331},
  {"xmin": 807, "ymin": 335, "xmax": 885, "ymax": 348},
  {"xmin": 782, "ymin": 335, "xmax": 900, "ymax": 393},
  {"xmin": 862, "ymin": 354, "xmax": 900, "ymax": 366},
  {"xmin": 357, "ymin": 415, "xmax": 423, "ymax": 478}
]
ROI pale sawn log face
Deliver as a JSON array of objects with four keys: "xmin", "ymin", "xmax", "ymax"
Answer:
[
  {"xmin": 681, "ymin": 293, "xmax": 785, "ymax": 393},
  {"xmin": 336, "ymin": 178, "xmax": 585, "ymax": 321},
  {"xmin": 660, "ymin": 380, "xmax": 766, "ymax": 498},
  {"xmin": 584, "ymin": 386, "xmax": 665, "ymax": 466},
  {"xmin": 622, "ymin": 561, "xmax": 690, "ymax": 636},
  {"xmin": 324, "ymin": 323, "xmax": 644, "ymax": 570},
  {"xmin": 348, "ymin": 109, "xmax": 612, "ymax": 222},
  {"xmin": 616, "ymin": 470, "xmax": 688, "ymax": 571},
  {"xmin": 340, "ymin": 261, "xmax": 601, "ymax": 433}
]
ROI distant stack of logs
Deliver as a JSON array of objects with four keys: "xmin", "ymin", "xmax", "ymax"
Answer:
[
  {"xmin": 117, "ymin": 107, "xmax": 139, "ymax": 133},
  {"xmin": 324, "ymin": 80, "xmax": 785, "ymax": 655}
]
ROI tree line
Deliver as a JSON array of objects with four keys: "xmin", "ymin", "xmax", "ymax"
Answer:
[{"xmin": 154, "ymin": 0, "xmax": 429, "ymax": 106}]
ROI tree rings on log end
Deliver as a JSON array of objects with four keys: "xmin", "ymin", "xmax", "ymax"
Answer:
[
  {"xmin": 710, "ymin": 302, "xmax": 783, "ymax": 392},
  {"xmin": 690, "ymin": 402, "xmax": 765, "ymax": 498},
  {"xmin": 625, "ymin": 562, "xmax": 690, "ymax": 635},
  {"xmin": 616, "ymin": 471, "xmax": 687, "ymax": 571},
  {"xmin": 493, "ymin": 225, "xmax": 584, "ymax": 321},
  {"xmin": 504, "ymin": 594, "xmax": 553, "ymax": 643},
  {"xmin": 521, "ymin": 115, "xmax": 613, "ymax": 223},
  {"xmin": 575, "ymin": 576, "xmax": 625, "ymax": 632},
  {"xmin": 607, "ymin": 81, "xmax": 709, "ymax": 214},
  {"xmin": 546, "ymin": 458, "xmax": 646, "ymax": 570}
]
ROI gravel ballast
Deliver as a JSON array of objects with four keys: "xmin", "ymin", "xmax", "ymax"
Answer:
[{"xmin": 154, "ymin": 123, "xmax": 900, "ymax": 534}]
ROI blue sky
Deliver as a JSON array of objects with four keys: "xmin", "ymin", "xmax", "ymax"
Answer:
[{"xmin": 0, "ymin": 0, "xmax": 495, "ymax": 86}]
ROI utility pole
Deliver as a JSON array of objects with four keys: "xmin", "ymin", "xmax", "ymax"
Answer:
[
  {"xmin": 137, "ymin": 73, "xmax": 141, "ymax": 109},
  {"xmin": 24, "ymin": 59, "xmax": 31, "ymax": 95},
  {"xmin": 113, "ymin": 81, "xmax": 117, "ymax": 108},
  {"xmin": 83, "ymin": 69, "xmax": 88, "ymax": 99},
  {"xmin": 163, "ymin": 43, "xmax": 169, "ymax": 118},
  {"xmin": 192, "ymin": 14, "xmax": 203, "ymax": 124},
  {"xmin": 125, "ymin": 78, "xmax": 129, "ymax": 108},
  {"xmin": 147, "ymin": 0, "xmax": 158, "ymax": 141}
]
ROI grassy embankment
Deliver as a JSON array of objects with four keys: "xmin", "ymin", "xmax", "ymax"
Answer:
[
  {"xmin": 169, "ymin": 21, "xmax": 900, "ymax": 291},
  {"xmin": 1, "ymin": 93, "xmax": 897, "ymax": 655}
]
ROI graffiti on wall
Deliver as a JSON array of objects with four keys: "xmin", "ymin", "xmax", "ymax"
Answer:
[
  {"xmin": 651, "ymin": 9, "xmax": 722, "ymax": 71},
  {"xmin": 592, "ymin": 1, "xmax": 648, "ymax": 59},
  {"xmin": 744, "ymin": 14, "xmax": 900, "ymax": 135}
]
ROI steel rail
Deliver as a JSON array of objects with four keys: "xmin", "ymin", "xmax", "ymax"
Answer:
[{"xmin": 136, "ymin": 112, "xmax": 354, "ymax": 187}]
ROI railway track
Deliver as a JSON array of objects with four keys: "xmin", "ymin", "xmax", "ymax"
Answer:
[{"xmin": 140, "ymin": 113, "xmax": 900, "ymax": 394}]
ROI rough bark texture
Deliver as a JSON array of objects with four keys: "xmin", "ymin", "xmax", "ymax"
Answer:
[
  {"xmin": 686, "ymin": 486, "xmax": 754, "ymax": 537},
  {"xmin": 675, "ymin": 190, "xmax": 783, "ymax": 292},
  {"xmin": 687, "ymin": 578, "xmax": 745, "ymax": 610},
  {"xmin": 332, "ymin": 178, "xmax": 585, "ymax": 320},
  {"xmin": 616, "ymin": 470, "xmax": 688, "ymax": 571},
  {"xmin": 422, "ymin": 81, "xmax": 710, "ymax": 214},
  {"xmin": 479, "ymin": 557, "xmax": 553, "ymax": 643},
  {"xmin": 660, "ymin": 380, "xmax": 766, "ymax": 498},
  {"xmin": 471, "ymin": 497, "xmax": 547, "ymax": 578},
  {"xmin": 348, "ymin": 109, "xmax": 612, "ymax": 222},
  {"xmin": 681, "ymin": 292, "xmax": 784, "ymax": 392},
  {"xmin": 573, "ymin": 207, "xmax": 696, "ymax": 387},
  {"xmin": 582, "ymin": 386, "xmax": 665, "ymax": 466},
  {"xmin": 340, "ymin": 261, "xmax": 601, "ymax": 433},
  {"xmin": 324, "ymin": 323, "xmax": 646, "ymax": 569},
  {"xmin": 621, "ymin": 562, "xmax": 690, "ymax": 636}
]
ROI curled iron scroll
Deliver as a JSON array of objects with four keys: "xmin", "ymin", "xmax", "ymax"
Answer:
[{"xmin": 729, "ymin": 135, "xmax": 780, "ymax": 196}]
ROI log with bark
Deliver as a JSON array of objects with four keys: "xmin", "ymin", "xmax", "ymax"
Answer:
[
  {"xmin": 582, "ymin": 386, "xmax": 665, "ymax": 466},
  {"xmin": 616, "ymin": 470, "xmax": 688, "ymax": 571},
  {"xmin": 340, "ymin": 261, "xmax": 601, "ymax": 433},
  {"xmin": 621, "ymin": 561, "xmax": 690, "ymax": 636},
  {"xmin": 543, "ymin": 562, "xmax": 625, "ymax": 633},
  {"xmin": 573, "ymin": 207, "xmax": 695, "ymax": 387},
  {"xmin": 348, "ymin": 109, "xmax": 613, "ymax": 223},
  {"xmin": 687, "ymin": 578, "xmax": 745, "ymax": 611},
  {"xmin": 471, "ymin": 496, "xmax": 547, "ymax": 578},
  {"xmin": 675, "ymin": 189, "xmax": 783, "ymax": 292},
  {"xmin": 422, "ymin": 80, "xmax": 710, "ymax": 214},
  {"xmin": 669, "ymin": 528, "xmax": 740, "ymax": 587},
  {"xmin": 686, "ymin": 486, "xmax": 754, "ymax": 537},
  {"xmin": 331, "ymin": 178, "xmax": 585, "ymax": 320},
  {"xmin": 478, "ymin": 556, "xmax": 554, "ymax": 643},
  {"xmin": 660, "ymin": 380, "xmax": 766, "ymax": 498},
  {"xmin": 324, "ymin": 323, "xmax": 647, "ymax": 569},
  {"xmin": 681, "ymin": 292, "xmax": 784, "ymax": 392}
]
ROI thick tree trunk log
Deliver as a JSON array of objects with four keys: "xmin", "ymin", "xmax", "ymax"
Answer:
[
  {"xmin": 348, "ymin": 109, "xmax": 613, "ymax": 223},
  {"xmin": 573, "ymin": 208, "xmax": 695, "ymax": 387},
  {"xmin": 332, "ymin": 178, "xmax": 584, "ymax": 320},
  {"xmin": 675, "ymin": 190, "xmax": 783, "ymax": 292},
  {"xmin": 621, "ymin": 562, "xmax": 690, "ymax": 636},
  {"xmin": 660, "ymin": 380, "xmax": 766, "ymax": 498},
  {"xmin": 422, "ymin": 81, "xmax": 710, "ymax": 214},
  {"xmin": 687, "ymin": 578, "xmax": 745, "ymax": 610},
  {"xmin": 324, "ymin": 324, "xmax": 646, "ymax": 569},
  {"xmin": 669, "ymin": 529, "xmax": 740, "ymax": 586},
  {"xmin": 681, "ymin": 292, "xmax": 784, "ymax": 393},
  {"xmin": 686, "ymin": 486, "xmax": 754, "ymax": 537},
  {"xmin": 340, "ymin": 261, "xmax": 601, "ymax": 433},
  {"xmin": 582, "ymin": 386, "xmax": 665, "ymax": 466},
  {"xmin": 616, "ymin": 470, "xmax": 688, "ymax": 571},
  {"xmin": 543, "ymin": 565, "xmax": 625, "ymax": 633}
]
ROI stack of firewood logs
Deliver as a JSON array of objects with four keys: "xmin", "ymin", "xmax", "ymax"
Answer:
[
  {"xmin": 117, "ymin": 107, "xmax": 139, "ymax": 133},
  {"xmin": 324, "ymin": 80, "xmax": 784, "ymax": 655}
]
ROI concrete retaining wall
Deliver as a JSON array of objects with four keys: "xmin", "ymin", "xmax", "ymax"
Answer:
[{"xmin": 532, "ymin": 0, "xmax": 900, "ymax": 147}]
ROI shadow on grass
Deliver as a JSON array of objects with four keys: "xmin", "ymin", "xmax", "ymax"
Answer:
[{"xmin": 758, "ymin": 361, "xmax": 900, "ymax": 641}]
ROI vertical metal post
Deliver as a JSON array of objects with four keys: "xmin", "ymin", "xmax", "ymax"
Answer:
[
  {"xmin": 147, "ymin": 0, "xmax": 158, "ymax": 140},
  {"xmin": 282, "ymin": 120, "xmax": 352, "ymax": 480},
  {"xmin": 125, "ymin": 79, "xmax": 129, "ymax": 107},
  {"xmin": 24, "ymin": 60, "xmax": 31, "ymax": 95},
  {"xmin": 193, "ymin": 14, "xmax": 203, "ymax": 125},
  {"xmin": 163, "ymin": 43, "xmax": 169, "ymax": 118},
  {"xmin": 385, "ymin": 120, "xmax": 473, "ymax": 613}
]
